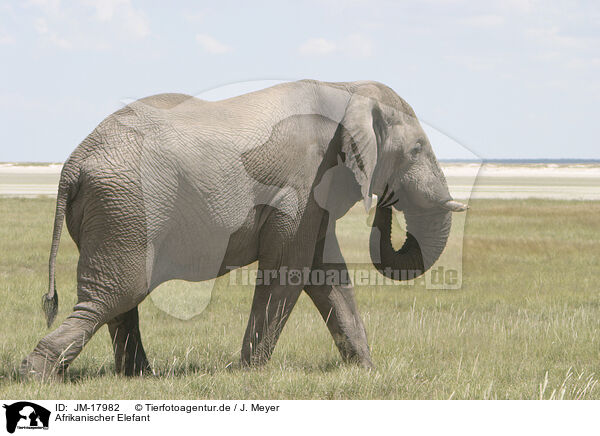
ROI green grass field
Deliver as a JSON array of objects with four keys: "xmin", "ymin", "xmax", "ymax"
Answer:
[{"xmin": 1, "ymin": 197, "xmax": 599, "ymax": 399}]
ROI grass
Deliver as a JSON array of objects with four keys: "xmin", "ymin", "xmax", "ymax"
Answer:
[{"xmin": 1, "ymin": 197, "xmax": 599, "ymax": 399}]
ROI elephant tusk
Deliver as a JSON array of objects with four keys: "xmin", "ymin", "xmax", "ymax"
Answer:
[
  {"xmin": 441, "ymin": 200, "xmax": 469, "ymax": 212},
  {"xmin": 363, "ymin": 195, "xmax": 374, "ymax": 211}
]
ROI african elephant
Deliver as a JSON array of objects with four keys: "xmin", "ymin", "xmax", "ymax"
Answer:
[{"xmin": 20, "ymin": 80, "xmax": 467, "ymax": 378}]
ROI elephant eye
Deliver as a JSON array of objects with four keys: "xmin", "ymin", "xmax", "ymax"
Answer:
[{"xmin": 411, "ymin": 142, "xmax": 423, "ymax": 157}]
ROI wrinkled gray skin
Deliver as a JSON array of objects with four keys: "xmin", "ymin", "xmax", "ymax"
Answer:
[{"xmin": 21, "ymin": 80, "xmax": 467, "ymax": 379}]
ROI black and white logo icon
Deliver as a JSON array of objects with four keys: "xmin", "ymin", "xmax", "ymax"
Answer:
[{"xmin": 3, "ymin": 402, "xmax": 50, "ymax": 434}]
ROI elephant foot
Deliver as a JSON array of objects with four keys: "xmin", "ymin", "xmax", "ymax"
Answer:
[
  {"xmin": 332, "ymin": 332, "xmax": 374, "ymax": 369},
  {"xmin": 112, "ymin": 337, "xmax": 153, "ymax": 376},
  {"xmin": 240, "ymin": 351, "xmax": 270, "ymax": 369},
  {"xmin": 116, "ymin": 354, "xmax": 153, "ymax": 377},
  {"xmin": 19, "ymin": 351, "xmax": 65, "ymax": 381},
  {"xmin": 339, "ymin": 347, "xmax": 374, "ymax": 369},
  {"xmin": 347, "ymin": 355, "xmax": 375, "ymax": 369}
]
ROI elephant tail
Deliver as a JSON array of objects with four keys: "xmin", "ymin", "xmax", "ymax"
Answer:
[{"xmin": 43, "ymin": 160, "xmax": 80, "ymax": 328}]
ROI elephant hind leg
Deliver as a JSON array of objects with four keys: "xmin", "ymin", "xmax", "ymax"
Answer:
[
  {"xmin": 21, "ymin": 241, "xmax": 150, "ymax": 380},
  {"xmin": 20, "ymin": 301, "xmax": 108, "ymax": 380},
  {"xmin": 108, "ymin": 306, "xmax": 152, "ymax": 376}
]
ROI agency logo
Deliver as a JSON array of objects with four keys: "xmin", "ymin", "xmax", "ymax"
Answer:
[{"xmin": 3, "ymin": 402, "xmax": 50, "ymax": 434}]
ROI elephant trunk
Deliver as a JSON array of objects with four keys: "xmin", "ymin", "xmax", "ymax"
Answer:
[{"xmin": 369, "ymin": 207, "xmax": 452, "ymax": 280}]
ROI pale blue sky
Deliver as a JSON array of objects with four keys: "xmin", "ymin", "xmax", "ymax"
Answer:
[{"xmin": 1, "ymin": 0, "xmax": 599, "ymax": 161}]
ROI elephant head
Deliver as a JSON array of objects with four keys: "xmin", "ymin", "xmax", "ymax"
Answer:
[{"xmin": 338, "ymin": 82, "xmax": 468, "ymax": 280}]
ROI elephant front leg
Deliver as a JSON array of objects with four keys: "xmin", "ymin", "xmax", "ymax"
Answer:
[
  {"xmin": 107, "ymin": 306, "xmax": 152, "ymax": 376},
  {"xmin": 305, "ymin": 235, "xmax": 373, "ymax": 368},
  {"xmin": 241, "ymin": 280, "xmax": 303, "ymax": 367},
  {"xmin": 241, "ymin": 205, "xmax": 319, "ymax": 367},
  {"xmin": 305, "ymin": 281, "xmax": 373, "ymax": 368}
]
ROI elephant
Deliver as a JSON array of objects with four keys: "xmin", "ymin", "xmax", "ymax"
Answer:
[{"xmin": 20, "ymin": 79, "xmax": 467, "ymax": 379}]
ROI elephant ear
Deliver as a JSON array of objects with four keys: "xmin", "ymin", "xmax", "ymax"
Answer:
[{"xmin": 340, "ymin": 93, "xmax": 388, "ymax": 210}]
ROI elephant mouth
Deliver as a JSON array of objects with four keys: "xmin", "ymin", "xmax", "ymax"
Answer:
[{"xmin": 376, "ymin": 184, "xmax": 399, "ymax": 208}]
